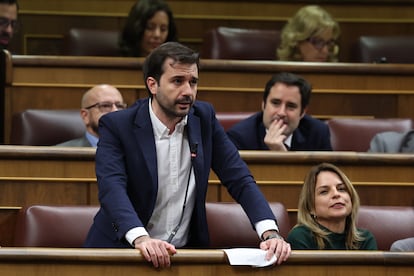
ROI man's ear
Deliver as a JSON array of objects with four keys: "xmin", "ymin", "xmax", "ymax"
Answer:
[
  {"xmin": 80, "ymin": 109, "xmax": 89, "ymax": 125},
  {"xmin": 146, "ymin": 77, "xmax": 158, "ymax": 96},
  {"xmin": 300, "ymin": 107, "xmax": 308, "ymax": 119},
  {"xmin": 261, "ymin": 101, "xmax": 265, "ymax": 111}
]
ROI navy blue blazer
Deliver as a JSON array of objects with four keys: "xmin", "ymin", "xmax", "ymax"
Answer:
[
  {"xmin": 226, "ymin": 112, "xmax": 332, "ymax": 151},
  {"xmin": 84, "ymin": 98, "xmax": 276, "ymax": 248}
]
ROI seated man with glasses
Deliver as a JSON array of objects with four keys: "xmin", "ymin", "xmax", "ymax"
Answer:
[
  {"xmin": 277, "ymin": 5, "xmax": 340, "ymax": 62},
  {"xmin": 56, "ymin": 84, "xmax": 126, "ymax": 147},
  {"xmin": 0, "ymin": 0, "xmax": 18, "ymax": 50}
]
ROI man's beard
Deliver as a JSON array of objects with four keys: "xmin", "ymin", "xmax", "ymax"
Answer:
[
  {"xmin": 158, "ymin": 95, "xmax": 193, "ymax": 119},
  {"xmin": 91, "ymin": 122, "xmax": 99, "ymax": 136},
  {"xmin": 0, "ymin": 32, "xmax": 11, "ymax": 49}
]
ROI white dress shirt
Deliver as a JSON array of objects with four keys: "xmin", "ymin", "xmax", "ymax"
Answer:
[
  {"xmin": 125, "ymin": 101, "xmax": 196, "ymax": 247},
  {"xmin": 126, "ymin": 101, "xmax": 279, "ymax": 246}
]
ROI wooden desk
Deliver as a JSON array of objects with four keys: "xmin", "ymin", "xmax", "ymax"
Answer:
[
  {"xmin": 213, "ymin": 151, "xmax": 414, "ymax": 208},
  {"xmin": 1, "ymin": 146, "xmax": 413, "ymax": 209},
  {"xmin": 1, "ymin": 146, "xmax": 413, "ymax": 246},
  {"xmin": 12, "ymin": 0, "xmax": 414, "ymax": 63},
  {"xmin": 0, "ymin": 248, "xmax": 412, "ymax": 276},
  {"xmin": 4, "ymin": 52, "xmax": 414, "ymax": 142}
]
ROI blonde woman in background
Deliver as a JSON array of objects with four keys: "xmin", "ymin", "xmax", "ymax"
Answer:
[
  {"xmin": 277, "ymin": 5, "xmax": 340, "ymax": 62},
  {"xmin": 287, "ymin": 163, "xmax": 377, "ymax": 250}
]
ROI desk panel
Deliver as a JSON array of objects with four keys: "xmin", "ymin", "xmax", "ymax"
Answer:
[
  {"xmin": 0, "ymin": 248, "xmax": 413, "ymax": 276},
  {"xmin": 1, "ymin": 147, "xmax": 413, "ymax": 245}
]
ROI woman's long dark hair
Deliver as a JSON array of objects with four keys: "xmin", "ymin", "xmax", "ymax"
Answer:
[{"xmin": 119, "ymin": 0, "xmax": 177, "ymax": 57}]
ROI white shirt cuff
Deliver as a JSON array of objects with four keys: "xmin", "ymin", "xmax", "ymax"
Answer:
[
  {"xmin": 255, "ymin": 219, "xmax": 279, "ymax": 239},
  {"xmin": 125, "ymin": 227, "xmax": 149, "ymax": 246}
]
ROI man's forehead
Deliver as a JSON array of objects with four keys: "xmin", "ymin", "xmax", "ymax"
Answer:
[
  {"xmin": 0, "ymin": 4, "xmax": 18, "ymax": 19},
  {"xmin": 163, "ymin": 59, "xmax": 198, "ymax": 76},
  {"xmin": 270, "ymin": 83, "xmax": 300, "ymax": 96}
]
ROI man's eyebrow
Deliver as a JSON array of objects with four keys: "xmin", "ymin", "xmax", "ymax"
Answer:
[{"xmin": 169, "ymin": 75, "xmax": 198, "ymax": 80}]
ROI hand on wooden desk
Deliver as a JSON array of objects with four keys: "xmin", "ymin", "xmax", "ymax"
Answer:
[
  {"xmin": 134, "ymin": 235, "xmax": 177, "ymax": 268},
  {"xmin": 260, "ymin": 230, "xmax": 291, "ymax": 265}
]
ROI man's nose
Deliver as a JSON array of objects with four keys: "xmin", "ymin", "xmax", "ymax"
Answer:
[
  {"xmin": 321, "ymin": 44, "xmax": 330, "ymax": 54},
  {"xmin": 4, "ymin": 24, "xmax": 13, "ymax": 35},
  {"xmin": 277, "ymin": 105, "xmax": 287, "ymax": 115},
  {"xmin": 182, "ymin": 82, "xmax": 194, "ymax": 94}
]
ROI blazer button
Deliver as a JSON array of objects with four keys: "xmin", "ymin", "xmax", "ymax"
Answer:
[{"xmin": 112, "ymin": 222, "xmax": 119, "ymax": 232}]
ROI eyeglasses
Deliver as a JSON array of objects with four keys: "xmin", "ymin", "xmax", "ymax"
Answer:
[
  {"xmin": 0, "ymin": 17, "xmax": 18, "ymax": 30},
  {"xmin": 306, "ymin": 37, "xmax": 336, "ymax": 51},
  {"xmin": 84, "ymin": 102, "xmax": 127, "ymax": 112}
]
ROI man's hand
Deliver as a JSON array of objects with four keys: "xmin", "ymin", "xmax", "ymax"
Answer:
[
  {"xmin": 134, "ymin": 235, "xmax": 177, "ymax": 268},
  {"xmin": 260, "ymin": 230, "xmax": 291, "ymax": 265},
  {"xmin": 264, "ymin": 119, "xmax": 288, "ymax": 151}
]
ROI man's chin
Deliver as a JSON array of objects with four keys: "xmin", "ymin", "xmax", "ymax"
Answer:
[
  {"xmin": 176, "ymin": 103, "xmax": 192, "ymax": 113},
  {"xmin": 176, "ymin": 109, "xmax": 190, "ymax": 117}
]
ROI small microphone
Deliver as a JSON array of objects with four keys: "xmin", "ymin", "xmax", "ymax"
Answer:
[
  {"xmin": 375, "ymin": 57, "xmax": 388, "ymax": 63},
  {"xmin": 190, "ymin": 143, "xmax": 198, "ymax": 159}
]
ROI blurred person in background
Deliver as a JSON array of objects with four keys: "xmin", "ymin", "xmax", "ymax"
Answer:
[
  {"xmin": 120, "ymin": 0, "xmax": 177, "ymax": 57},
  {"xmin": 277, "ymin": 5, "xmax": 340, "ymax": 62},
  {"xmin": 0, "ymin": 0, "xmax": 18, "ymax": 50},
  {"xmin": 56, "ymin": 84, "xmax": 126, "ymax": 147},
  {"xmin": 368, "ymin": 130, "xmax": 414, "ymax": 153}
]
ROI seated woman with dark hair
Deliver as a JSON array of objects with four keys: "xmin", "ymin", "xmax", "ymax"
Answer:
[
  {"xmin": 287, "ymin": 163, "xmax": 377, "ymax": 250},
  {"xmin": 120, "ymin": 0, "xmax": 178, "ymax": 57},
  {"xmin": 277, "ymin": 5, "xmax": 340, "ymax": 62}
]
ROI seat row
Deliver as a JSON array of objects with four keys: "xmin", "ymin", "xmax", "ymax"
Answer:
[
  {"xmin": 13, "ymin": 203, "xmax": 414, "ymax": 251},
  {"xmin": 9, "ymin": 109, "xmax": 413, "ymax": 151},
  {"xmin": 64, "ymin": 27, "xmax": 414, "ymax": 63}
]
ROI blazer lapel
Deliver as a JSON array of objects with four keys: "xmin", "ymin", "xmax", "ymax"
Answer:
[
  {"xmin": 186, "ymin": 110, "xmax": 203, "ymax": 183},
  {"xmin": 133, "ymin": 100, "xmax": 158, "ymax": 187}
]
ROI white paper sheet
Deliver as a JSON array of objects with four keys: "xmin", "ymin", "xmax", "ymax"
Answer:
[{"xmin": 223, "ymin": 248, "xmax": 277, "ymax": 267}]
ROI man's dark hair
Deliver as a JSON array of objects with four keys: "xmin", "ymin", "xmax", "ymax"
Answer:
[
  {"xmin": 143, "ymin": 42, "xmax": 199, "ymax": 97},
  {"xmin": 263, "ymin": 72, "xmax": 312, "ymax": 114}
]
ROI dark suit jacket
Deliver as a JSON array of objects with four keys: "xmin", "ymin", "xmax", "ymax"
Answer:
[
  {"xmin": 226, "ymin": 112, "xmax": 332, "ymax": 151},
  {"xmin": 84, "ymin": 98, "xmax": 276, "ymax": 248},
  {"xmin": 368, "ymin": 130, "xmax": 414, "ymax": 153},
  {"xmin": 55, "ymin": 134, "xmax": 92, "ymax": 147}
]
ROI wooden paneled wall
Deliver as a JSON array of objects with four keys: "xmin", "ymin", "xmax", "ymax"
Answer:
[
  {"xmin": 3, "ymin": 52, "xmax": 414, "ymax": 143},
  {"xmin": 8, "ymin": 0, "xmax": 414, "ymax": 62},
  {"xmin": 1, "ymin": 146, "xmax": 413, "ymax": 245}
]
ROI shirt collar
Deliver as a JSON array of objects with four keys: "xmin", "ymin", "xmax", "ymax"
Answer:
[
  {"xmin": 284, "ymin": 134, "xmax": 292, "ymax": 147},
  {"xmin": 85, "ymin": 131, "xmax": 98, "ymax": 147}
]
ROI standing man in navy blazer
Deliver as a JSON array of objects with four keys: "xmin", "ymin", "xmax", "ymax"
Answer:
[
  {"xmin": 84, "ymin": 42, "xmax": 291, "ymax": 268},
  {"xmin": 227, "ymin": 72, "xmax": 332, "ymax": 151}
]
